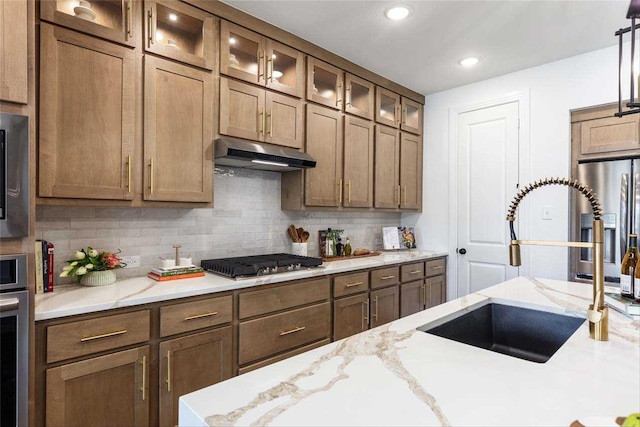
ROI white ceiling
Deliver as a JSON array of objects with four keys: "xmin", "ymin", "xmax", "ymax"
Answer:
[{"xmin": 222, "ymin": 0, "xmax": 630, "ymax": 96}]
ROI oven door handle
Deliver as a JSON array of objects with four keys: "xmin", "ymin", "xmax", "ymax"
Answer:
[{"xmin": 0, "ymin": 297, "xmax": 20, "ymax": 312}]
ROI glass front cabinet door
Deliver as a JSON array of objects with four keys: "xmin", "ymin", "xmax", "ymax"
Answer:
[
  {"xmin": 307, "ymin": 57, "xmax": 343, "ymax": 110},
  {"xmin": 265, "ymin": 39, "xmax": 304, "ymax": 98},
  {"xmin": 344, "ymin": 73, "xmax": 374, "ymax": 120},
  {"xmin": 375, "ymin": 87, "xmax": 400, "ymax": 128},
  {"xmin": 220, "ymin": 20, "xmax": 265, "ymax": 85},
  {"xmin": 144, "ymin": 0, "xmax": 215, "ymax": 70},
  {"xmin": 40, "ymin": 0, "xmax": 137, "ymax": 47},
  {"xmin": 400, "ymin": 96, "xmax": 423, "ymax": 135}
]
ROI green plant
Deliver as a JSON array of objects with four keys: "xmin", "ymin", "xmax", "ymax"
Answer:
[{"xmin": 60, "ymin": 247, "xmax": 126, "ymax": 282}]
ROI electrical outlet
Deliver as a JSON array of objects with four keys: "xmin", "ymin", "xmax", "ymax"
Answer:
[
  {"xmin": 120, "ymin": 256, "xmax": 140, "ymax": 268},
  {"xmin": 542, "ymin": 206, "xmax": 552, "ymax": 220}
]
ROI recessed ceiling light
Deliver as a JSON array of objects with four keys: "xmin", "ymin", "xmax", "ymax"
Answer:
[
  {"xmin": 168, "ymin": 13, "xmax": 177, "ymax": 21},
  {"xmin": 385, "ymin": 5, "xmax": 412, "ymax": 21},
  {"xmin": 459, "ymin": 57, "xmax": 480, "ymax": 67}
]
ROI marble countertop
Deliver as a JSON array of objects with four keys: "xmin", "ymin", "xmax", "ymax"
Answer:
[
  {"xmin": 179, "ymin": 277, "xmax": 640, "ymax": 427},
  {"xmin": 35, "ymin": 250, "xmax": 447, "ymax": 321}
]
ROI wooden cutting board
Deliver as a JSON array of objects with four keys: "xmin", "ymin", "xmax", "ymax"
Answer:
[{"xmin": 322, "ymin": 251, "xmax": 381, "ymax": 262}]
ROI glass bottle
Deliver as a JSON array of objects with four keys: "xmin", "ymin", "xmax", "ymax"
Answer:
[
  {"xmin": 621, "ymin": 233, "xmax": 638, "ymax": 298},
  {"xmin": 344, "ymin": 237, "xmax": 352, "ymax": 257},
  {"xmin": 325, "ymin": 228, "xmax": 334, "ymax": 257},
  {"xmin": 336, "ymin": 238, "xmax": 344, "ymax": 257}
]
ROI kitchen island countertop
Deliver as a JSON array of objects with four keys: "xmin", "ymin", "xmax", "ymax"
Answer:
[
  {"xmin": 35, "ymin": 250, "xmax": 446, "ymax": 321},
  {"xmin": 179, "ymin": 276, "xmax": 640, "ymax": 427}
]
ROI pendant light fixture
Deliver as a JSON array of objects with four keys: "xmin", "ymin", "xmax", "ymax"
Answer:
[{"xmin": 616, "ymin": 0, "xmax": 640, "ymax": 116}]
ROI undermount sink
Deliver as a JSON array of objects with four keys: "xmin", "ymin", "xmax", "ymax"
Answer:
[{"xmin": 417, "ymin": 300, "xmax": 585, "ymax": 363}]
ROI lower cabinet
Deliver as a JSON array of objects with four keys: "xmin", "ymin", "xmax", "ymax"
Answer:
[
  {"xmin": 333, "ymin": 293, "xmax": 369, "ymax": 341},
  {"xmin": 46, "ymin": 346, "xmax": 150, "ymax": 427},
  {"xmin": 400, "ymin": 280, "xmax": 424, "ymax": 318},
  {"xmin": 370, "ymin": 286, "xmax": 400, "ymax": 328},
  {"xmin": 400, "ymin": 258, "xmax": 447, "ymax": 317},
  {"xmin": 426, "ymin": 275, "xmax": 445, "ymax": 309},
  {"xmin": 159, "ymin": 328, "xmax": 232, "ymax": 427}
]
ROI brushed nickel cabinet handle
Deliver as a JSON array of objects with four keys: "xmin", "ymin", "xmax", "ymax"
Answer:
[
  {"xmin": 345, "ymin": 281, "xmax": 363, "ymax": 288},
  {"xmin": 127, "ymin": 0, "xmax": 133, "ymax": 38},
  {"xmin": 431, "ymin": 266, "xmax": 444, "ymax": 270},
  {"xmin": 126, "ymin": 155, "xmax": 132, "ymax": 193},
  {"xmin": 166, "ymin": 350, "xmax": 171, "ymax": 392},
  {"xmin": 363, "ymin": 298, "xmax": 369, "ymax": 324},
  {"xmin": 372, "ymin": 296, "xmax": 378, "ymax": 320},
  {"xmin": 147, "ymin": 9, "xmax": 154, "ymax": 46},
  {"xmin": 148, "ymin": 157, "xmax": 154, "ymax": 194},
  {"xmin": 184, "ymin": 311, "xmax": 218, "ymax": 321},
  {"xmin": 140, "ymin": 355, "xmax": 147, "ymax": 401},
  {"xmin": 280, "ymin": 326, "xmax": 305, "ymax": 336},
  {"xmin": 380, "ymin": 275, "xmax": 396, "ymax": 280},
  {"xmin": 409, "ymin": 270, "xmax": 421, "ymax": 275},
  {"xmin": 80, "ymin": 329, "xmax": 127, "ymax": 342}
]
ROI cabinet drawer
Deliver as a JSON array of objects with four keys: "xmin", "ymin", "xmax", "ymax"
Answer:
[
  {"xmin": 425, "ymin": 258, "xmax": 446, "ymax": 278},
  {"xmin": 239, "ymin": 277, "xmax": 330, "ymax": 319},
  {"xmin": 238, "ymin": 338, "xmax": 331, "ymax": 375},
  {"xmin": 370, "ymin": 266, "xmax": 400, "ymax": 289},
  {"xmin": 333, "ymin": 271, "xmax": 369, "ymax": 297},
  {"xmin": 47, "ymin": 310, "xmax": 150, "ymax": 363},
  {"xmin": 239, "ymin": 302, "xmax": 330, "ymax": 365},
  {"xmin": 401, "ymin": 262, "xmax": 425, "ymax": 282},
  {"xmin": 160, "ymin": 295, "xmax": 233, "ymax": 337}
]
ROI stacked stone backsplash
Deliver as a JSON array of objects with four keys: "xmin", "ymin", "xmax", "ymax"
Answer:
[{"xmin": 37, "ymin": 168, "xmax": 402, "ymax": 283}]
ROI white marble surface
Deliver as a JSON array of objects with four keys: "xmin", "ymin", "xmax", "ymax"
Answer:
[
  {"xmin": 35, "ymin": 250, "xmax": 447, "ymax": 321},
  {"xmin": 179, "ymin": 277, "xmax": 640, "ymax": 427}
]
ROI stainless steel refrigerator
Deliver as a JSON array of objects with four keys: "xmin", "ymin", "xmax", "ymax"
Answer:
[{"xmin": 569, "ymin": 158, "xmax": 640, "ymax": 285}]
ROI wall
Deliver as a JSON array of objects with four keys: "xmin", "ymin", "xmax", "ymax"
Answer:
[
  {"xmin": 37, "ymin": 168, "xmax": 401, "ymax": 282},
  {"xmin": 404, "ymin": 43, "xmax": 625, "ymax": 297}
]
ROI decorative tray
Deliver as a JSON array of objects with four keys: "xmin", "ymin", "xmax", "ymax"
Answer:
[{"xmin": 322, "ymin": 251, "xmax": 381, "ymax": 262}]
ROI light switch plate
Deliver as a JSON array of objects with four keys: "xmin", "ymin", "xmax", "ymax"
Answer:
[{"xmin": 120, "ymin": 255, "xmax": 140, "ymax": 268}]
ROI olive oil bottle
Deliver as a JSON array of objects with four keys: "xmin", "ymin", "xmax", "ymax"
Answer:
[{"xmin": 621, "ymin": 233, "xmax": 638, "ymax": 298}]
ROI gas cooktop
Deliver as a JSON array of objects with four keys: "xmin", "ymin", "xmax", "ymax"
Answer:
[{"xmin": 201, "ymin": 253, "xmax": 323, "ymax": 279}]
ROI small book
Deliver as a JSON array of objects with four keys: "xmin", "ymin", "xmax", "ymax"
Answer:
[
  {"xmin": 34, "ymin": 240, "xmax": 44, "ymax": 294},
  {"xmin": 42, "ymin": 240, "xmax": 49, "ymax": 293},
  {"xmin": 382, "ymin": 226, "xmax": 417, "ymax": 250},
  {"xmin": 149, "ymin": 267, "xmax": 204, "ymax": 277},
  {"xmin": 147, "ymin": 271, "xmax": 205, "ymax": 282},
  {"xmin": 47, "ymin": 242, "xmax": 55, "ymax": 293}
]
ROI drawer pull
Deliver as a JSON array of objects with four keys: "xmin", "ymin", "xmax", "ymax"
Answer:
[
  {"xmin": 345, "ymin": 281, "xmax": 364, "ymax": 288},
  {"xmin": 280, "ymin": 326, "xmax": 306, "ymax": 336},
  {"xmin": 184, "ymin": 311, "xmax": 218, "ymax": 321},
  {"xmin": 380, "ymin": 275, "xmax": 396, "ymax": 280},
  {"xmin": 140, "ymin": 355, "xmax": 147, "ymax": 401},
  {"xmin": 166, "ymin": 351, "xmax": 171, "ymax": 392},
  {"xmin": 80, "ymin": 329, "xmax": 127, "ymax": 342},
  {"xmin": 430, "ymin": 266, "xmax": 444, "ymax": 270},
  {"xmin": 372, "ymin": 296, "xmax": 378, "ymax": 319},
  {"xmin": 409, "ymin": 270, "xmax": 422, "ymax": 275}
]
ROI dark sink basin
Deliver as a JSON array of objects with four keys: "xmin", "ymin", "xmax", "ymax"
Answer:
[{"xmin": 417, "ymin": 301, "xmax": 585, "ymax": 363}]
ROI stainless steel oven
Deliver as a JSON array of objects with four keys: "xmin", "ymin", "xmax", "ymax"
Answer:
[
  {"xmin": 0, "ymin": 113, "xmax": 29, "ymax": 238},
  {"xmin": 0, "ymin": 254, "xmax": 29, "ymax": 427}
]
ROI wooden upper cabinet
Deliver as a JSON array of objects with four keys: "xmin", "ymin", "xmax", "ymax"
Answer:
[
  {"xmin": 220, "ymin": 20, "xmax": 304, "ymax": 98},
  {"xmin": 144, "ymin": 0, "xmax": 215, "ymax": 70},
  {"xmin": 143, "ymin": 56, "xmax": 213, "ymax": 203},
  {"xmin": 307, "ymin": 57, "xmax": 343, "ymax": 110},
  {"xmin": 219, "ymin": 77, "xmax": 264, "ymax": 141},
  {"xmin": 343, "ymin": 116, "xmax": 374, "ymax": 208},
  {"xmin": 159, "ymin": 328, "xmax": 232, "ymax": 427},
  {"xmin": 0, "ymin": 0, "xmax": 27, "ymax": 103},
  {"xmin": 375, "ymin": 87, "xmax": 400, "ymax": 128},
  {"xmin": 40, "ymin": 0, "xmax": 137, "ymax": 47},
  {"xmin": 580, "ymin": 114, "xmax": 640, "ymax": 156},
  {"xmin": 39, "ymin": 23, "xmax": 135, "ymax": 200},
  {"xmin": 401, "ymin": 97, "xmax": 423, "ymax": 135},
  {"xmin": 344, "ymin": 74, "xmax": 374, "ymax": 120},
  {"xmin": 305, "ymin": 104, "xmax": 343, "ymax": 207},
  {"xmin": 374, "ymin": 125, "xmax": 400, "ymax": 209},
  {"xmin": 399, "ymin": 132, "xmax": 422, "ymax": 210},
  {"xmin": 46, "ymin": 346, "xmax": 150, "ymax": 427},
  {"xmin": 266, "ymin": 39, "xmax": 305, "ymax": 98},
  {"xmin": 265, "ymin": 91, "xmax": 304, "ymax": 149}
]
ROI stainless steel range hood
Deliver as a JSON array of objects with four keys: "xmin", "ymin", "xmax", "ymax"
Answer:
[{"xmin": 214, "ymin": 137, "xmax": 316, "ymax": 172}]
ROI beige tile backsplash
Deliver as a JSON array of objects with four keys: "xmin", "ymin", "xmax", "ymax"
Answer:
[{"xmin": 37, "ymin": 168, "xmax": 401, "ymax": 282}]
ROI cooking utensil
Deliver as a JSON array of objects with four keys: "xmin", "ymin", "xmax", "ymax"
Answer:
[
  {"xmin": 301, "ymin": 231, "xmax": 310, "ymax": 243},
  {"xmin": 288, "ymin": 225, "xmax": 299, "ymax": 243},
  {"xmin": 297, "ymin": 228, "xmax": 304, "ymax": 242}
]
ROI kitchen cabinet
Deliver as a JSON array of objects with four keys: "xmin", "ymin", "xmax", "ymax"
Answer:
[
  {"xmin": 40, "ymin": 0, "xmax": 137, "ymax": 47},
  {"xmin": 333, "ymin": 293, "xmax": 369, "ymax": 341},
  {"xmin": 38, "ymin": 23, "xmax": 136, "ymax": 200},
  {"xmin": 0, "ymin": 0, "xmax": 27, "ymax": 103},
  {"xmin": 374, "ymin": 125, "xmax": 400, "ymax": 208},
  {"xmin": 307, "ymin": 57, "xmax": 343, "ymax": 110},
  {"xmin": 219, "ymin": 77, "xmax": 304, "ymax": 149},
  {"xmin": 159, "ymin": 328, "xmax": 232, "ymax": 427},
  {"xmin": 399, "ymin": 132, "xmax": 422, "ymax": 210},
  {"xmin": 220, "ymin": 20, "xmax": 304, "ymax": 98},
  {"xmin": 144, "ymin": 0, "xmax": 215, "ymax": 70},
  {"xmin": 143, "ymin": 55, "xmax": 213, "ymax": 203},
  {"xmin": 370, "ymin": 286, "xmax": 400, "ymax": 328},
  {"xmin": 400, "ymin": 258, "xmax": 447, "ymax": 317},
  {"xmin": 304, "ymin": 104, "xmax": 343, "ymax": 206},
  {"xmin": 344, "ymin": 73, "xmax": 374, "ymax": 120},
  {"xmin": 375, "ymin": 87, "xmax": 423, "ymax": 136},
  {"xmin": 343, "ymin": 116, "xmax": 374, "ymax": 207},
  {"xmin": 425, "ymin": 274, "xmax": 445, "ymax": 309}
]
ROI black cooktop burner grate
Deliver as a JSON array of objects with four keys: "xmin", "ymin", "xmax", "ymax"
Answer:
[{"xmin": 201, "ymin": 253, "xmax": 323, "ymax": 278}]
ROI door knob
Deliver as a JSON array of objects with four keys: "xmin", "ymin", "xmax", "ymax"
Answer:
[{"xmin": 457, "ymin": 248, "xmax": 467, "ymax": 255}]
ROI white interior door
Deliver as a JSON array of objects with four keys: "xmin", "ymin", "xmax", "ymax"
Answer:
[{"xmin": 457, "ymin": 101, "xmax": 520, "ymax": 296}]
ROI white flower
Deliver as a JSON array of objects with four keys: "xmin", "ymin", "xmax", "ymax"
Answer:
[
  {"xmin": 86, "ymin": 264, "xmax": 94, "ymax": 270},
  {"xmin": 75, "ymin": 251, "xmax": 86, "ymax": 260},
  {"xmin": 62, "ymin": 265, "xmax": 73, "ymax": 272},
  {"xmin": 88, "ymin": 249, "xmax": 98, "ymax": 257},
  {"xmin": 59, "ymin": 270, "xmax": 69, "ymax": 278},
  {"xmin": 76, "ymin": 267, "xmax": 87, "ymax": 275}
]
